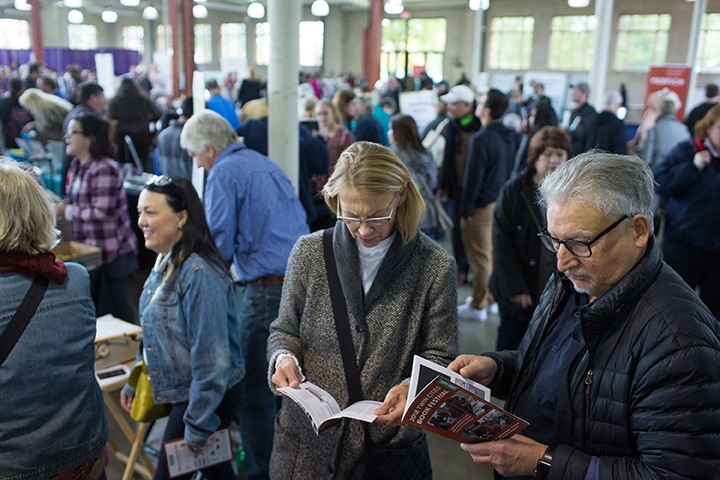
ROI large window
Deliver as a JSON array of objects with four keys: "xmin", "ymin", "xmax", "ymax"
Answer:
[
  {"xmin": 220, "ymin": 23, "xmax": 246, "ymax": 62},
  {"xmin": 615, "ymin": 14, "xmax": 670, "ymax": 71},
  {"xmin": 156, "ymin": 25, "xmax": 172, "ymax": 55},
  {"xmin": 0, "ymin": 19, "xmax": 30, "ymax": 49},
  {"xmin": 548, "ymin": 16, "xmax": 595, "ymax": 70},
  {"xmin": 68, "ymin": 25, "xmax": 97, "ymax": 50},
  {"xmin": 487, "ymin": 17, "xmax": 534, "ymax": 70},
  {"xmin": 381, "ymin": 18, "xmax": 446, "ymax": 82},
  {"xmin": 122, "ymin": 26, "xmax": 144, "ymax": 54},
  {"xmin": 255, "ymin": 21, "xmax": 324, "ymax": 67},
  {"xmin": 194, "ymin": 24, "xmax": 212, "ymax": 65},
  {"xmin": 698, "ymin": 13, "xmax": 720, "ymax": 72}
]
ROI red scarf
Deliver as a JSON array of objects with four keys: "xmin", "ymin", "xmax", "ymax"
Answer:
[{"xmin": 0, "ymin": 251, "xmax": 69, "ymax": 284}]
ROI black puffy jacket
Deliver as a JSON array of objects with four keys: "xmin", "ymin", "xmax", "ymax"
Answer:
[{"xmin": 487, "ymin": 238, "xmax": 720, "ymax": 479}]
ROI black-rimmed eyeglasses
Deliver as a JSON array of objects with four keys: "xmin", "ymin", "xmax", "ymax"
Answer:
[{"xmin": 538, "ymin": 215, "xmax": 629, "ymax": 258}]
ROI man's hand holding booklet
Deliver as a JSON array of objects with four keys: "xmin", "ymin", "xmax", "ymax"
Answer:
[{"xmin": 278, "ymin": 355, "xmax": 528, "ymax": 442}]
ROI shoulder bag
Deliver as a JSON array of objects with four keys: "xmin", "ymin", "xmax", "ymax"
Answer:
[
  {"xmin": 0, "ymin": 276, "xmax": 49, "ymax": 367},
  {"xmin": 322, "ymin": 229, "xmax": 431, "ymax": 480}
]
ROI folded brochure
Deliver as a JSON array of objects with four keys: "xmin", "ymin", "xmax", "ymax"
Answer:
[
  {"xmin": 278, "ymin": 381, "xmax": 381, "ymax": 434},
  {"xmin": 401, "ymin": 356, "xmax": 528, "ymax": 443}
]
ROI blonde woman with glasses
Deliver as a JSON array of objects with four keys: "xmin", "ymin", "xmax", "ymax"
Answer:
[{"xmin": 267, "ymin": 141, "xmax": 458, "ymax": 479}]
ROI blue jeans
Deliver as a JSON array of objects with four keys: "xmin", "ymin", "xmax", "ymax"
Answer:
[{"xmin": 234, "ymin": 283, "xmax": 282, "ymax": 480}]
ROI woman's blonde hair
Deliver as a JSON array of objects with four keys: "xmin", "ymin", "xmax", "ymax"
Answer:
[
  {"xmin": 322, "ymin": 141, "xmax": 425, "ymax": 244},
  {"xmin": 0, "ymin": 160, "xmax": 58, "ymax": 254}
]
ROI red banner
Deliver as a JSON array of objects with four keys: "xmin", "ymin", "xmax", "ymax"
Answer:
[{"xmin": 644, "ymin": 65, "xmax": 691, "ymax": 121}]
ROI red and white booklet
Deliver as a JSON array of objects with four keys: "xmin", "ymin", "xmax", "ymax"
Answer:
[{"xmin": 401, "ymin": 356, "xmax": 528, "ymax": 443}]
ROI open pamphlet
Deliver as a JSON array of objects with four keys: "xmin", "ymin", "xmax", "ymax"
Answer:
[
  {"xmin": 401, "ymin": 356, "xmax": 529, "ymax": 443},
  {"xmin": 278, "ymin": 382, "xmax": 381, "ymax": 434},
  {"xmin": 163, "ymin": 428, "xmax": 233, "ymax": 478}
]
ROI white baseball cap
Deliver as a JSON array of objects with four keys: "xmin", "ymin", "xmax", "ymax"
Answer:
[{"xmin": 440, "ymin": 85, "xmax": 475, "ymax": 104}]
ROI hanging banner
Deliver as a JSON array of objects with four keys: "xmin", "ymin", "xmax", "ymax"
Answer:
[{"xmin": 644, "ymin": 66, "xmax": 691, "ymax": 121}]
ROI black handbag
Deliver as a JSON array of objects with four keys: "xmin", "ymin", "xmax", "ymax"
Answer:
[
  {"xmin": 0, "ymin": 276, "xmax": 49, "ymax": 367},
  {"xmin": 322, "ymin": 229, "xmax": 431, "ymax": 480}
]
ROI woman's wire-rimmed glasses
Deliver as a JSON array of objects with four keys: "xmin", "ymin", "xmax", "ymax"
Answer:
[
  {"xmin": 336, "ymin": 197, "xmax": 397, "ymax": 227},
  {"xmin": 537, "ymin": 214, "xmax": 630, "ymax": 258}
]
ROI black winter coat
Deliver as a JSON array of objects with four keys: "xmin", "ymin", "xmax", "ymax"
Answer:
[
  {"xmin": 487, "ymin": 238, "xmax": 720, "ymax": 479},
  {"xmin": 489, "ymin": 170, "xmax": 547, "ymax": 304}
]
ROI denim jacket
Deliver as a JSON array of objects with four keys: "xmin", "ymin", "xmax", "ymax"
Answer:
[
  {"xmin": 0, "ymin": 264, "xmax": 108, "ymax": 479},
  {"xmin": 132, "ymin": 252, "xmax": 244, "ymax": 446}
]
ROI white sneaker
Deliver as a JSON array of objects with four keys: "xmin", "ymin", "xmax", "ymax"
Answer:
[
  {"xmin": 457, "ymin": 303, "xmax": 488, "ymax": 321},
  {"xmin": 487, "ymin": 303, "xmax": 499, "ymax": 314},
  {"xmin": 465, "ymin": 295, "xmax": 473, "ymax": 305}
]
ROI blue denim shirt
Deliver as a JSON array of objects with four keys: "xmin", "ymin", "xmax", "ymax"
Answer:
[
  {"xmin": 0, "ymin": 264, "xmax": 108, "ymax": 479},
  {"xmin": 136, "ymin": 252, "xmax": 244, "ymax": 446}
]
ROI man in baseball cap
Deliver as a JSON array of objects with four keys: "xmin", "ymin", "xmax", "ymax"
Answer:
[{"xmin": 440, "ymin": 85, "xmax": 475, "ymax": 104}]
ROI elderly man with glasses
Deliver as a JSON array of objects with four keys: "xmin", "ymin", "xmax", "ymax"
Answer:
[{"xmin": 449, "ymin": 151, "xmax": 720, "ymax": 479}]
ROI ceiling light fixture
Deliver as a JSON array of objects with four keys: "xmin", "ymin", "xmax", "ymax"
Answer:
[
  {"xmin": 14, "ymin": 0, "xmax": 32, "ymax": 11},
  {"xmin": 120, "ymin": 0, "xmax": 141, "ymax": 6},
  {"xmin": 63, "ymin": 0, "xmax": 83, "ymax": 8},
  {"xmin": 101, "ymin": 9, "xmax": 118, "ymax": 23},
  {"xmin": 247, "ymin": 2, "xmax": 264, "ymax": 19},
  {"xmin": 568, "ymin": 0, "xmax": 590, "ymax": 7},
  {"xmin": 143, "ymin": 5, "xmax": 159, "ymax": 20},
  {"xmin": 193, "ymin": 4, "xmax": 208, "ymax": 18},
  {"xmin": 311, "ymin": 0, "xmax": 329, "ymax": 17},
  {"xmin": 384, "ymin": 2, "xmax": 403, "ymax": 15},
  {"xmin": 67, "ymin": 9, "xmax": 84, "ymax": 24},
  {"xmin": 469, "ymin": 0, "xmax": 480, "ymax": 10}
]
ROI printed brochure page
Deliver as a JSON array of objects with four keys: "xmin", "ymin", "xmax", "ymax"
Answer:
[
  {"xmin": 402, "ymin": 376, "xmax": 529, "ymax": 443},
  {"xmin": 278, "ymin": 381, "xmax": 381, "ymax": 434},
  {"xmin": 163, "ymin": 428, "xmax": 233, "ymax": 478}
]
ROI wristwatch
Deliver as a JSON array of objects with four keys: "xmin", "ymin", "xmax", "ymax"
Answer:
[{"xmin": 534, "ymin": 446, "xmax": 554, "ymax": 479}]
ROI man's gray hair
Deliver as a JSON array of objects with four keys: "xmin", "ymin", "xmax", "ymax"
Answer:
[
  {"xmin": 539, "ymin": 151, "xmax": 655, "ymax": 225},
  {"xmin": 180, "ymin": 109, "xmax": 238, "ymax": 154}
]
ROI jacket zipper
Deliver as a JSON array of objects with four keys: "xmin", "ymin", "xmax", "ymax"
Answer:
[{"xmin": 584, "ymin": 369, "xmax": 593, "ymax": 443}]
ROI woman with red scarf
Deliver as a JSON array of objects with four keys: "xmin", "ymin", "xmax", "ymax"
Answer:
[
  {"xmin": 0, "ymin": 160, "xmax": 108, "ymax": 478},
  {"xmin": 654, "ymin": 105, "xmax": 720, "ymax": 319}
]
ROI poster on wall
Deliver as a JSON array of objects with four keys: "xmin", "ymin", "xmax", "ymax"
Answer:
[
  {"xmin": 644, "ymin": 65, "xmax": 691, "ymax": 121},
  {"xmin": 399, "ymin": 90, "xmax": 436, "ymax": 135}
]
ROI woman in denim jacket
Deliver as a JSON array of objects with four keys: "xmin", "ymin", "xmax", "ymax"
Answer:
[
  {"xmin": 121, "ymin": 176, "xmax": 244, "ymax": 480},
  {"xmin": 0, "ymin": 161, "xmax": 108, "ymax": 479}
]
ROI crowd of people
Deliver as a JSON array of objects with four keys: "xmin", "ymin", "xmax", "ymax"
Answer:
[{"xmin": 1, "ymin": 57, "xmax": 720, "ymax": 480}]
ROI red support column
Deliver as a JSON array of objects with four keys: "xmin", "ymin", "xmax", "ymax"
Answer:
[
  {"xmin": 363, "ymin": 0, "xmax": 382, "ymax": 87},
  {"xmin": 29, "ymin": 0, "xmax": 43, "ymax": 63},
  {"xmin": 169, "ymin": 0, "xmax": 180, "ymax": 99},
  {"xmin": 182, "ymin": 0, "xmax": 196, "ymax": 96}
]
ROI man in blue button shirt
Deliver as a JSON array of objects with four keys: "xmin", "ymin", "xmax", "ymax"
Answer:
[
  {"xmin": 449, "ymin": 152, "xmax": 720, "ymax": 479},
  {"xmin": 181, "ymin": 110, "xmax": 309, "ymax": 479}
]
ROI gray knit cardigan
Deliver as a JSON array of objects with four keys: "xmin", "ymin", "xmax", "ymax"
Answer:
[{"xmin": 266, "ymin": 223, "xmax": 459, "ymax": 479}]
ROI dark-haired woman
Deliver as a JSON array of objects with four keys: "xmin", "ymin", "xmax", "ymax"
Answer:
[
  {"xmin": 107, "ymin": 77, "xmax": 162, "ymax": 170},
  {"xmin": 121, "ymin": 176, "xmax": 244, "ymax": 480},
  {"xmin": 56, "ymin": 114, "xmax": 138, "ymax": 322},
  {"xmin": 490, "ymin": 126, "xmax": 572, "ymax": 350},
  {"xmin": 389, "ymin": 113, "xmax": 440, "ymax": 234}
]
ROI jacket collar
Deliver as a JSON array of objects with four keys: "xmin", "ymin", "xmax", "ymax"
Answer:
[
  {"xmin": 331, "ymin": 222, "xmax": 417, "ymax": 323},
  {"xmin": 577, "ymin": 235, "xmax": 662, "ymax": 351}
]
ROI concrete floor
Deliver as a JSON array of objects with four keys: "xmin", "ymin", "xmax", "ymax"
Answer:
[{"xmin": 105, "ymin": 237, "xmax": 498, "ymax": 480}]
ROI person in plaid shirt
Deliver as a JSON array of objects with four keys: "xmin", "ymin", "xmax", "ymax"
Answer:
[{"xmin": 56, "ymin": 113, "xmax": 138, "ymax": 323}]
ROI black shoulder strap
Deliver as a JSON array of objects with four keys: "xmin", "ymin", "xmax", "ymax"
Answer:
[
  {"xmin": 0, "ymin": 276, "xmax": 50, "ymax": 367},
  {"xmin": 322, "ymin": 228, "xmax": 364, "ymax": 403}
]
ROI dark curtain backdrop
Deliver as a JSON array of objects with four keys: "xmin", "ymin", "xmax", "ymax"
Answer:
[{"xmin": 0, "ymin": 48, "xmax": 141, "ymax": 74}]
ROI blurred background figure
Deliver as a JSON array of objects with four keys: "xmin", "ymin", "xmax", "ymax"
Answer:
[
  {"xmin": 19, "ymin": 87, "xmax": 72, "ymax": 144},
  {"xmin": 332, "ymin": 88, "xmax": 384, "ymax": 144},
  {"xmin": 654, "ymin": 105, "xmax": 720, "ymax": 319},
  {"xmin": 56, "ymin": 114, "xmax": 138, "ymax": 322},
  {"xmin": 157, "ymin": 96, "xmax": 194, "ymax": 180},
  {"xmin": 312, "ymin": 99, "xmax": 355, "ymax": 230},
  {"xmin": 594, "ymin": 90, "xmax": 627, "ymax": 154},
  {"xmin": 685, "ymin": 83, "xmax": 718, "ymax": 135},
  {"xmin": 0, "ymin": 78, "xmax": 32, "ymax": 150},
  {"xmin": 206, "ymin": 78, "xmax": 240, "ymax": 132},
  {"xmin": 389, "ymin": 113, "xmax": 440, "ymax": 235},
  {"xmin": 636, "ymin": 88, "xmax": 689, "ymax": 168},
  {"xmin": 0, "ymin": 160, "xmax": 108, "ymax": 479},
  {"xmin": 513, "ymin": 101, "xmax": 558, "ymax": 175},
  {"xmin": 108, "ymin": 77, "xmax": 162, "ymax": 171},
  {"xmin": 490, "ymin": 126, "xmax": 572, "ymax": 350},
  {"xmin": 236, "ymin": 68, "xmax": 265, "ymax": 108}
]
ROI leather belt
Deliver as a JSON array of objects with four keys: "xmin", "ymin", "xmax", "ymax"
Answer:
[{"xmin": 237, "ymin": 276, "xmax": 284, "ymax": 287}]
